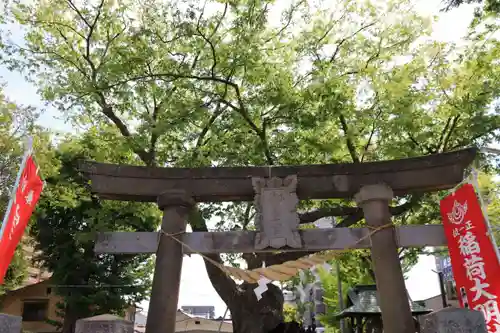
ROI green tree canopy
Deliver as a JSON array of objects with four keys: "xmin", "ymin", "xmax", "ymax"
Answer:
[{"xmin": 31, "ymin": 128, "xmax": 160, "ymax": 333}]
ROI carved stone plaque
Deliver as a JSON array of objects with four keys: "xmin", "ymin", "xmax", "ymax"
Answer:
[{"xmin": 252, "ymin": 175, "xmax": 301, "ymax": 250}]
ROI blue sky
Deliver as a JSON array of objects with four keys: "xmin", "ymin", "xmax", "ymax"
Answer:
[{"xmin": 0, "ymin": 0, "xmax": 478, "ymax": 317}]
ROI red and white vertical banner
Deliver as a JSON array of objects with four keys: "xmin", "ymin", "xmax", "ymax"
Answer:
[
  {"xmin": 440, "ymin": 183, "xmax": 500, "ymax": 332},
  {"xmin": 0, "ymin": 154, "xmax": 44, "ymax": 284}
]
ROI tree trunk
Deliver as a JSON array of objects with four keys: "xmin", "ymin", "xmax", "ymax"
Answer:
[
  {"xmin": 203, "ymin": 253, "xmax": 284, "ymax": 333},
  {"xmin": 230, "ymin": 283, "xmax": 284, "ymax": 333},
  {"xmin": 61, "ymin": 303, "xmax": 80, "ymax": 333}
]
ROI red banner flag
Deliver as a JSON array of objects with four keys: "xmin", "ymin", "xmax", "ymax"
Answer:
[
  {"xmin": 440, "ymin": 183, "xmax": 500, "ymax": 332},
  {"xmin": 0, "ymin": 156, "xmax": 43, "ymax": 284}
]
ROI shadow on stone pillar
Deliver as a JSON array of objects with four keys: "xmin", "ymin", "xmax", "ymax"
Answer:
[
  {"xmin": 0, "ymin": 313, "xmax": 22, "ymax": 333},
  {"xmin": 419, "ymin": 308, "xmax": 487, "ymax": 333},
  {"xmin": 75, "ymin": 314, "xmax": 134, "ymax": 333}
]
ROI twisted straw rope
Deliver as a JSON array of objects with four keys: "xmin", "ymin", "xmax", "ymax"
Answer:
[{"xmin": 161, "ymin": 223, "xmax": 392, "ymax": 283}]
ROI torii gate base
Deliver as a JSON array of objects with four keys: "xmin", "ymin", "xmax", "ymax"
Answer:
[{"xmin": 80, "ymin": 148, "xmax": 477, "ymax": 333}]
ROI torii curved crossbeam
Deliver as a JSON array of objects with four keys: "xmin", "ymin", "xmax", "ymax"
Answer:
[{"xmin": 78, "ymin": 147, "xmax": 477, "ymax": 202}]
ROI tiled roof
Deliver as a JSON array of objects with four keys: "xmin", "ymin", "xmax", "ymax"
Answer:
[{"xmin": 336, "ymin": 285, "xmax": 432, "ymax": 318}]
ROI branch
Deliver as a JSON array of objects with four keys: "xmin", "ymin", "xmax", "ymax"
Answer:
[
  {"xmin": 259, "ymin": 119, "xmax": 274, "ymax": 165},
  {"xmin": 104, "ymin": 72, "xmax": 233, "ymax": 93},
  {"xmin": 329, "ymin": 22, "xmax": 377, "ymax": 63},
  {"xmin": 96, "ymin": 26, "xmax": 127, "ymax": 72},
  {"xmin": 66, "ymin": 0, "xmax": 91, "ymax": 27},
  {"xmin": 29, "ymin": 19, "xmax": 86, "ymax": 39},
  {"xmin": 242, "ymin": 253, "xmax": 263, "ymax": 270},
  {"xmin": 298, "ymin": 206, "xmax": 359, "ymax": 224},
  {"xmin": 67, "ymin": 0, "xmax": 113, "ymax": 132},
  {"xmin": 450, "ymin": 126, "xmax": 498, "ymax": 150},
  {"xmin": 263, "ymin": 0, "xmax": 304, "ymax": 43},
  {"xmin": 149, "ymin": 97, "xmax": 160, "ymax": 165},
  {"xmin": 86, "ymin": 0, "xmax": 105, "ymax": 63},
  {"xmin": 104, "ymin": 73, "xmax": 273, "ymax": 164},
  {"xmin": 192, "ymin": 103, "xmax": 227, "ymax": 161},
  {"xmin": 336, "ymin": 211, "xmax": 364, "ymax": 227},
  {"xmin": 216, "ymin": 100, "xmax": 274, "ymax": 165},
  {"xmin": 360, "ymin": 254, "xmax": 376, "ymax": 281},
  {"xmin": 338, "ymin": 113, "xmax": 360, "ymax": 163},
  {"xmin": 191, "ymin": 70, "xmax": 235, "ymax": 162},
  {"xmin": 67, "ymin": 0, "xmax": 104, "ymax": 81},
  {"xmin": 361, "ymin": 101, "xmax": 382, "ymax": 162},
  {"xmin": 18, "ymin": 46, "xmax": 88, "ymax": 79},
  {"xmin": 407, "ymin": 132, "xmax": 434, "ymax": 154},
  {"xmin": 100, "ymin": 104, "xmax": 153, "ymax": 165},
  {"xmin": 436, "ymin": 116, "xmax": 452, "ymax": 153},
  {"xmin": 439, "ymin": 87, "xmax": 462, "ymax": 110},
  {"xmin": 195, "ymin": 24, "xmax": 218, "ymax": 77},
  {"xmin": 440, "ymin": 115, "xmax": 460, "ymax": 152},
  {"xmin": 190, "ymin": 2, "xmax": 227, "ymax": 72},
  {"xmin": 391, "ymin": 194, "xmax": 423, "ymax": 216},
  {"xmin": 242, "ymin": 203, "xmax": 254, "ymax": 231},
  {"xmin": 212, "ymin": 2, "xmax": 229, "ymax": 37},
  {"xmin": 53, "ymin": 26, "xmax": 89, "ymax": 78},
  {"xmin": 364, "ymin": 37, "xmax": 383, "ymax": 69},
  {"xmin": 336, "ymin": 33, "xmax": 389, "ymax": 77}
]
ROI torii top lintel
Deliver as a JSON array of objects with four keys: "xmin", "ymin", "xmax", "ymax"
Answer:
[{"xmin": 78, "ymin": 148, "xmax": 477, "ymax": 203}]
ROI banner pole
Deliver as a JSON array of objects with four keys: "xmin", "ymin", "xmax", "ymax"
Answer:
[
  {"xmin": 470, "ymin": 168, "xmax": 500, "ymax": 264},
  {"xmin": 0, "ymin": 137, "xmax": 33, "ymax": 240}
]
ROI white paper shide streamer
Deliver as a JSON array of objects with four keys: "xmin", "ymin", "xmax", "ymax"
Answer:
[
  {"xmin": 254, "ymin": 262, "xmax": 271, "ymax": 301},
  {"xmin": 254, "ymin": 276, "xmax": 271, "ymax": 301}
]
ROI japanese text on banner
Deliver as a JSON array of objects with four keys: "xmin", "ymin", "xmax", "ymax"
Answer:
[{"xmin": 440, "ymin": 184, "xmax": 500, "ymax": 332}]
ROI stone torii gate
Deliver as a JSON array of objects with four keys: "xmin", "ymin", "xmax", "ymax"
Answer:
[{"xmin": 79, "ymin": 148, "xmax": 477, "ymax": 333}]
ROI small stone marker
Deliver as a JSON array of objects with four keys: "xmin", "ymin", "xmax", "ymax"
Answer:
[
  {"xmin": 0, "ymin": 313, "xmax": 22, "ymax": 333},
  {"xmin": 420, "ymin": 307, "xmax": 487, "ymax": 333},
  {"xmin": 75, "ymin": 314, "xmax": 133, "ymax": 333}
]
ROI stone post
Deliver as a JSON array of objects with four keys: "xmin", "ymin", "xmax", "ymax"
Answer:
[
  {"xmin": 313, "ymin": 286, "xmax": 325, "ymax": 328},
  {"xmin": 145, "ymin": 190, "xmax": 194, "ymax": 333},
  {"xmin": 75, "ymin": 315, "xmax": 133, "ymax": 333},
  {"xmin": 0, "ymin": 313, "xmax": 22, "ymax": 333},
  {"xmin": 354, "ymin": 184, "xmax": 414, "ymax": 333},
  {"xmin": 420, "ymin": 308, "xmax": 487, "ymax": 333}
]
